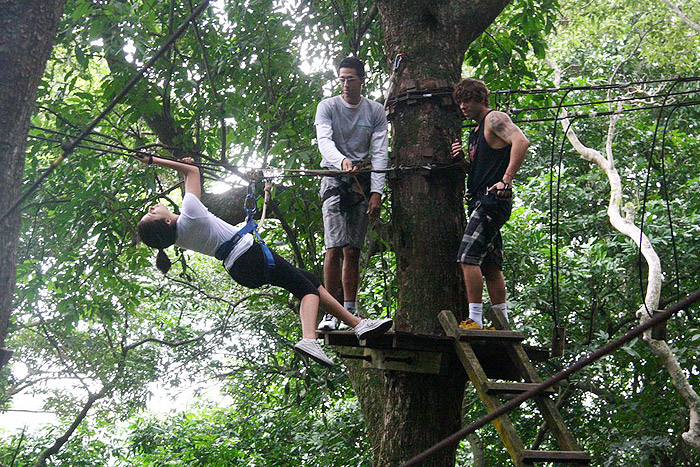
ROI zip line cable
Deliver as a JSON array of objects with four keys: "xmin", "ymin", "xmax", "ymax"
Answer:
[
  {"xmin": 506, "ymin": 88, "xmax": 700, "ymax": 115},
  {"xmin": 29, "ymin": 90, "xmax": 700, "ymax": 185},
  {"xmin": 659, "ymin": 106, "xmax": 682, "ymax": 303},
  {"xmin": 20, "ymin": 77, "xmax": 699, "ymax": 194},
  {"xmin": 0, "ymin": 0, "xmax": 212, "ymax": 224},
  {"xmin": 638, "ymin": 78, "xmax": 683, "ymax": 317},
  {"xmin": 490, "ymin": 76, "xmax": 700, "ymax": 95},
  {"xmin": 504, "ymin": 98, "xmax": 700, "ymax": 125},
  {"xmin": 401, "ymin": 288, "xmax": 700, "ymax": 466}
]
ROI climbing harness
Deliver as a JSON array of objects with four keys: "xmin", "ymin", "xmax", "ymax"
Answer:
[{"xmin": 214, "ymin": 179, "xmax": 275, "ymax": 278}]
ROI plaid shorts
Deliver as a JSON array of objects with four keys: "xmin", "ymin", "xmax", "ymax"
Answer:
[{"xmin": 457, "ymin": 192, "xmax": 512, "ymax": 268}]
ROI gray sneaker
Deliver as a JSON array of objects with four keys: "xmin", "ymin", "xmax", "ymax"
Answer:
[
  {"xmin": 294, "ymin": 340, "xmax": 335, "ymax": 367},
  {"xmin": 354, "ymin": 318, "xmax": 393, "ymax": 340}
]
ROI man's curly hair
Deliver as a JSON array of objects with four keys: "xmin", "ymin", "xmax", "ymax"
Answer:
[{"xmin": 453, "ymin": 78, "xmax": 490, "ymax": 106}]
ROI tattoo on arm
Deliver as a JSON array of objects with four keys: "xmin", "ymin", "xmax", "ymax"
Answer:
[{"xmin": 490, "ymin": 114, "xmax": 515, "ymax": 139}]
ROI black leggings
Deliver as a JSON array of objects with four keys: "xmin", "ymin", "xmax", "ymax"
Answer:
[{"xmin": 226, "ymin": 242, "xmax": 321, "ymax": 300}]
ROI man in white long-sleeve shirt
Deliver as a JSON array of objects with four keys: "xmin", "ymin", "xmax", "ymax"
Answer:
[{"xmin": 314, "ymin": 56, "xmax": 389, "ymax": 330}]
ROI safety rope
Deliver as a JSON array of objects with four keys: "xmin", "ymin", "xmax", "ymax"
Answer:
[
  {"xmin": 638, "ymin": 77, "xmax": 683, "ymax": 317},
  {"xmin": 658, "ymin": 107, "xmax": 682, "ymax": 304},
  {"xmin": 548, "ymin": 89, "xmax": 573, "ymax": 334}
]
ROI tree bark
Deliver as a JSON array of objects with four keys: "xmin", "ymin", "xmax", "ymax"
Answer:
[
  {"xmin": 351, "ymin": 1, "xmax": 509, "ymax": 465},
  {"xmin": 0, "ymin": 0, "xmax": 67, "ymax": 369}
]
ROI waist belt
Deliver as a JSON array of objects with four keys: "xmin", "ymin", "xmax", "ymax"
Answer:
[
  {"xmin": 215, "ymin": 218, "xmax": 275, "ymax": 279},
  {"xmin": 321, "ymin": 172, "xmax": 371, "ymax": 210}
]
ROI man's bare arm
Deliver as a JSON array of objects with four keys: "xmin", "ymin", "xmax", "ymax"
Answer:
[{"xmin": 486, "ymin": 111, "xmax": 529, "ymax": 185}]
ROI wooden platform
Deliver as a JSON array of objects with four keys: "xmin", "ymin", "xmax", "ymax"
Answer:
[{"xmin": 318, "ymin": 329, "xmax": 549, "ymax": 380}]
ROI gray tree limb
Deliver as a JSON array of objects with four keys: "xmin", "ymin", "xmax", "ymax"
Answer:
[{"xmin": 661, "ymin": 0, "xmax": 700, "ymax": 34}]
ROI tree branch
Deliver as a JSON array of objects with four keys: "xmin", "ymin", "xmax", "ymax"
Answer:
[{"xmin": 661, "ymin": 0, "xmax": 700, "ymax": 34}]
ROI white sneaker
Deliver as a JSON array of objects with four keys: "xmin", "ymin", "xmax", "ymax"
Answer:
[
  {"xmin": 317, "ymin": 313, "xmax": 339, "ymax": 331},
  {"xmin": 354, "ymin": 318, "xmax": 393, "ymax": 340},
  {"xmin": 338, "ymin": 313, "xmax": 351, "ymax": 330},
  {"xmin": 294, "ymin": 340, "xmax": 335, "ymax": 367}
]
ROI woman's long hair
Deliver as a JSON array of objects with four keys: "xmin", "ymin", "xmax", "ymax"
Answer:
[{"xmin": 137, "ymin": 218, "xmax": 177, "ymax": 274}]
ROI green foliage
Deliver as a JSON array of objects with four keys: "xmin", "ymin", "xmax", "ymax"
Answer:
[
  {"xmin": 124, "ymin": 397, "xmax": 369, "ymax": 466},
  {"xmin": 465, "ymin": 0, "xmax": 560, "ymax": 88},
  {"xmin": 4, "ymin": 0, "xmax": 700, "ymax": 465}
]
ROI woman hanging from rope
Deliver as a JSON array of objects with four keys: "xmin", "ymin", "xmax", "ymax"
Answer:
[{"xmin": 135, "ymin": 154, "xmax": 392, "ymax": 367}]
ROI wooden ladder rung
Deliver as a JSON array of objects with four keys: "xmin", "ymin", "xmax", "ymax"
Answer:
[
  {"xmin": 484, "ymin": 381, "xmax": 555, "ymax": 395},
  {"xmin": 520, "ymin": 450, "xmax": 591, "ymax": 463},
  {"xmin": 459, "ymin": 329, "xmax": 525, "ymax": 342}
]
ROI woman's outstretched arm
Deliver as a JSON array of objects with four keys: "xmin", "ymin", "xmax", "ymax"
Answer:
[{"xmin": 136, "ymin": 154, "xmax": 201, "ymax": 198}]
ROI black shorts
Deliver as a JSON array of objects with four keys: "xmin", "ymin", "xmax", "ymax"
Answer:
[{"xmin": 226, "ymin": 242, "xmax": 321, "ymax": 300}]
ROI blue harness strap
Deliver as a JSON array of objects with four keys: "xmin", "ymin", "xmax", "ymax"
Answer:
[{"xmin": 214, "ymin": 184, "xmax": 275, "ymax": 279}]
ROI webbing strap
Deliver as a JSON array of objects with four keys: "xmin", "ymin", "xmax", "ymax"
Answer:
[
  {"xmin": 215, "ymin": 182, "xmax": 275, "ymax": 278},
  {"xmin": 250, "ymin": 220, "xmax": 276, "ymax": 271},
  {"xmin": 214, "ymin": 218, "xmax": 275, "ymax": 275}
]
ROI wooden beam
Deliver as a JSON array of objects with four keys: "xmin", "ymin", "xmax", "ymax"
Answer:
[
  {"xmin": 484, "ymin": 381, "xmax": 556, "ymax": 395},
  {"xmin": 519, "ymin": 450, "xmax": 590, "ymax": 464},
  {"xmin": 362, "ymin": 348, "xmax": 449, "ymax": 374}
]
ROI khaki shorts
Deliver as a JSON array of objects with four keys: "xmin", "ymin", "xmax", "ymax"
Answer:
[{"xmin": 321, "ymin": 177, "xmax": 370, "ymax": 249}]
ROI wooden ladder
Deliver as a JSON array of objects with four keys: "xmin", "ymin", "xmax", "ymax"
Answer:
[{"xmin": 439, "ymin": 310, "xmax": 590, "ymax": 466}]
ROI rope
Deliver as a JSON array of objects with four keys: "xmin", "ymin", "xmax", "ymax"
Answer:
[
  {"xmin": 470, "ymin": 98, "xmax": 700, "ymax": 127},
  {"xmin": 400, "ymin": 288, "xmax": 700, "ymax": 466},
  {"xmin": 490, "ymin": 76, "xmax": 700, "ymax": 95},
  {"xmin": 548, "ymin": 89, "xmax": 573, "ymax": 329},
  {"xmin": 258, "ymin": 180, "xmax": 272, "ymax": 229},
  {"xmin": 0, "ymin": 0, "xmax": 211, "ymax": 224},
  {"xmin": 659, "ymin": 106, "xmax": 682, "ymax": 303},
  {"xmin": 638, "ymin": 77, "xmax": 682, "ymax": 317}
]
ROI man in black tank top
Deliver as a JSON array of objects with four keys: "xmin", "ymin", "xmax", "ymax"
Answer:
[{"xmin": 451, "ymin": 78, "xmax": 530, "ymax": 329}]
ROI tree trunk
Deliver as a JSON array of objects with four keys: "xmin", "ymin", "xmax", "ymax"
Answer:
[
  {"xmin": 0, "ymin": 0, "xmax": 67, "ymax": 369},
  {"xmin": 351, "ymin": 1, "xmax": 509, "ymax": 465}
]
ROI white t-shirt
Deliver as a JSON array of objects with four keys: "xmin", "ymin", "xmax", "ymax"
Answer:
[
  {"xmin": 175, "ymin": 193, "xmax": 254, "ymax": 269},
  {"xmin": 314, "ymin": 95, "xmax": 389, "ymax": 195}
]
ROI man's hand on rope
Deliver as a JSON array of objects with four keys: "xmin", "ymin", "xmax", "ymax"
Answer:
[
  {"xmin": 342, "ymin": 158, "xmax": 359, "ymax": 173},
  {"xmin": 367, "ymin": 192, "xmax": 382, "ymax": 219}
]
